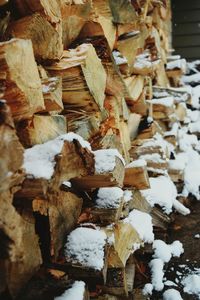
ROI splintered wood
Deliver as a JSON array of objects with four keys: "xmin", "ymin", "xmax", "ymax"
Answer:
[{"xmin": 0, "ymin": 0, "xmax": 192, "ymax": 300}]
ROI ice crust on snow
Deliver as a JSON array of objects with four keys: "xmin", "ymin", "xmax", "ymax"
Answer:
[
  {"xmin": 23, "ymin": 133, "xmax": 91, "ymax": 180},
  {"xmin": 95, "ymin": 187, "xmax": 124, "ymax": 208},
  {"xmin": 163, "ymin": 289, "xmax": 183, "ymax": 300},
  {"xmin": 65, "ymin": 227, "xmax": 106, "ymax": 271},
  {"xmin": 141, "ymin": 176, "xmax": 177, "ymax": 214},
  {"xmin": 94, "ymin": 149, "xmax": 125, "ymax": 174},
  {"xmin": 54, "ymin": 281, "xmax": 85, "ymax": 300},
  {"xmin": 124, "ymin": 209, "xmax": 154, "ymax": 243}
]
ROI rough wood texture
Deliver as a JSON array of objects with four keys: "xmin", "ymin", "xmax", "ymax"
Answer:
[
  {"xmin": 15, "ymin": 0, "xmax": 61, "ymax": 24},
  {"xmin": 16, "ymin": 115, "xmax": 67, "ymax": 147},
  {"xmin": 8, "ymin": 14, "xmax": 63, "ymax": 62},
  {"xmin": 47, "ymin": 44, "xmax": 106, "ymax": 112},
  {"xmin": 33, "ymin": 191, "xmax": 83, "ymax": 259},
  {"xmin": 124, "ymin": 164, "xmax": 150, "ymax": 190},
  {"xmin": 62, "ymin": 0, "xmax": 91, "ymax": 48},
  {"xmin": 0, "ymin": 101, "xmax": 24, "ymax": 192},
  {"xmin": 0, "ymin": 39, "xmax": 45, "ymax": 120}
]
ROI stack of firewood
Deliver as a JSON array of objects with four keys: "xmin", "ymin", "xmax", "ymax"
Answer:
[{"xmin": 0, "ymin": 1, "xmax": 192, "ymax": 299}]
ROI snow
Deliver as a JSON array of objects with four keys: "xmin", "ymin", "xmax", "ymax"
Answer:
[
  {"xmin": 163, "ymin": 289, "xmax": 183, "ymax": 300},
  {"xmin": 123, "ymin": 190, "xmax": 133, "ymax": 203},
  {"xmin": 95, "ymin": 187, "xmax": 124, "ymax": 208},
  {"xmin": 182, "ymin": 72, "xmax": 200, "ymax": 85},
  {"xmin": 112, "ymin": 50, "xmax": 127, "ymax": 65},
  {"xmin": 173, "ymin": 200, "xmax": 190, "ymax": 216},
  {"xmin": 140, "ymin": 153, "xmax": 166, "ymax": 163},
  {"xmin": 149, "ymin": 258, "xmax": 164, "ymax": 291},
  {"xmin": 182, "ymin": 274, "xmax": 200, "ymax": 297},
  {"xmin": 143, "ymin": 283, "xmax": 153, "ymax": 295},
  {"xmin": 62, "ymin": 181, "xmax": 72, "ymax": 188},
  {"xmin": 148, "ymin": 97, "xmax": 174, "ymax": 107},
  {"xmin": 189, "ymin": 121, "xmax": 200, "ymax": 133},
  {"xmin": 65, "ymin": 227, "xmax": 107, "ymax": 271},
  {"xmin": 126, "ymin": 159, "xmax": 147, "ymax": 168},
  {"xmin": 194, "ymin": 234, "xmax": 200, "ymax": 239},
  {"xmin": 152, "ymin": 240, "xmax": 184, "ymax": 263},
  {"xmin": 54, "ymin": 281, "xmax": 85, "ymax": 300},
  {"xmin": 94, "ymin": 149, "xmax": 125, "ymax": 174},
  {"xmin": 164, "ymin": 280, "xmax": 177, "ymax": 287},
  {"xmin": 23, "ymin": 133, "xmax": 91, "ymax": 180},
  {"xmin": 182, "ymin": 149, "xmax": 200, "ymax": 200},
  {"xmin": 141, "ymin": 176, "xmax": 177, "ymax": 214},
  {"xmin": 191, "ymin": 85, "xmax": 200, "ymax": 109},
  {"xmin": 169, "ymin": 153, "xmax": 188, "ymax": 171},
  {"xmin": 166, "ymin": 59, "xmax": 186, "ymax": 73},
  {"xmin": 124, "ymin": 209, "xmax": 154, "ymax": 243}
]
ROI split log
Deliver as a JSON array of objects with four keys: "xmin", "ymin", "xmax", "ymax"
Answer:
[
  {"xmin": 109, "ymin": 0, "xmax": 137, "ymax": 24},
  {"xmin": 42, "ymin": 76, "xmax": 63, "ymax": 113},
  {"xmin": 72, "ymin": 149, "xmax": 125, "ymax": 189},
  {"xmin": 33, "ymin": 190, "xmax": 83, "ymax": 260},
  {"xmin": 102, "ymin": 257, "xmax": 135, "ymax": 296},
  {"xmin": 147, "ymin": 97, "xmax": 175, "ymax": 120},
  {"xmin": 0, "ymin": 39, "xmax": 45, "ymax": 120},
  {"xmin": 106, "ymin": 222, "xmax": 141, "ymax": 268},
  {"xmin": 79, "ymin": 0, "xmax": 116, "ymax": 50},
  {"xmin": 62, "ymin": 0, "xmax": 91, "ymax": 49},
  {"xmin": 124, "ymin": 160, "xmax": 150, "ymax": 190},
  {"xmin": 60, "ymin": 227, "xmax": 108, "ymax": 284},
  {"xmin": 16, "ymin": 134, "xmax": 94, "ymax": 200},
  {"xmin": 0, "ymin": 191, "xmax": 42, "ymax": 298},
  {"xmin": 91, "ymin": 187, "xmax": 124, "ymax": 224},
  {"xmin": 0, "ymin": 101, "xmax": 24, "ymax": 192},
  {"xmin": 15, "ymin": 0, "xmax": 61, "ymax": 24},
  {"xmin": 16, "ymin": 115, "xmax": 67, "ymax": 147},
  {"xmin": 47, "ymin": 43, "xmax": 106, "ymax": 113},
  {"xmin": 117, "ymin": 31, "xmax": 140, "ymax": 67},
  {"xmin": 8, "ymin": 13, "xmax": 63, "ymax": 62}
]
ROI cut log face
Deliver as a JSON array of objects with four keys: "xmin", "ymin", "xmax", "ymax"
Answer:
[
  {"xmin": 124, "ymin": 160, "xmax": 150, "ymax": 190},
  {"xmin": 47, "ymin": 44, "xmax": 106, "ymax": 113},
  {"xmin": 0, "ymin": 39, "xmax": 45, "ymax": 121},
  {"xmin": 16, "ymin": 115, "xmax": 67, "ymax": 147},
  {"xmin": 8, "ymin": 14, "xmax": 63, "ymax": 62},
  {"xmin": 0, "ymin": 101, "xmax": 24, "ymax": 192}
]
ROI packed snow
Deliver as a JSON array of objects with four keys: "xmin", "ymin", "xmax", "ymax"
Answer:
[
  {"xmin": 124, "ymin": 209, "xmax": 154, "ymax": 243},
  {"xmin": 95, "ymin": 187, "xmax": 124, "ymax": 208},
  {"xmin": 163, "ymin": 289, "xmax": 183, "ymax": 300},
  {"xmin": 54, "ymin": 281, "xmax": 85, "ymax": 300},
  {"xmin": 65, "ymin": 227, "xmax": 106, "ymax": 271},
  {"xmin": 141, "ymin": 176, "xmax": 177, "ymax": 214},
  {"xmin": 94, "ymin": 149, "xmax": 125, "ymax": 174}
]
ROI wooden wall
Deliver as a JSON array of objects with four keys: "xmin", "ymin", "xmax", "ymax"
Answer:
[{"xmin": 172, "ymin": 0, "xmax": 200, "ymax": 60}]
